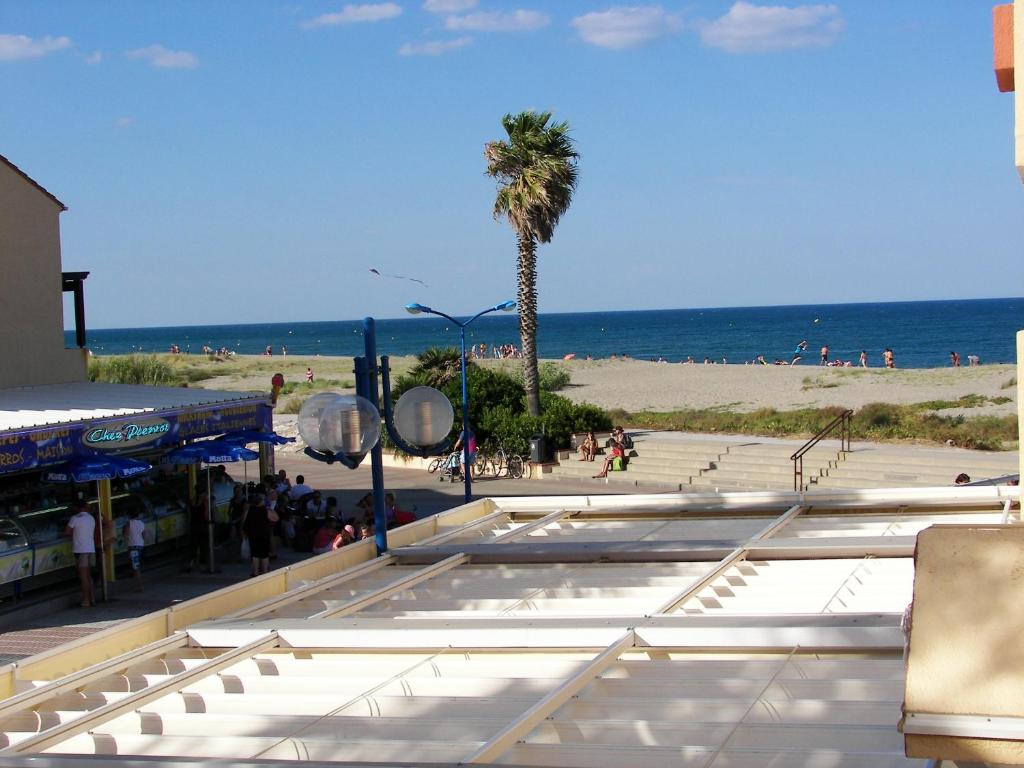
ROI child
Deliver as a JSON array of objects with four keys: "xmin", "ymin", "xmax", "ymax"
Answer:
[{"xmin": 123, "ymin": 509, "xmax": 146, "ymax": 592}]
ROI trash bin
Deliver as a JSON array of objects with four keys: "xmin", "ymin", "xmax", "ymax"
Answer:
[{"xmin": 529, "ymin": 434, "xmax": 547, "ymax": 463}]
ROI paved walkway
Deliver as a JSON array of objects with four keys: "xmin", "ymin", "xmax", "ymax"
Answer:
[{"xmin": 0, "ymin": 458, "xmax": 670, "ymax": 664}]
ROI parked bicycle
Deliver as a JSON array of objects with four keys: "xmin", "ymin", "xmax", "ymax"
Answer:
[{"xmin": 479, "ymin": 444, "xmax": 529, "ymax": 480}]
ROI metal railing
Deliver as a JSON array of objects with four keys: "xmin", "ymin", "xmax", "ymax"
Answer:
[{"xmin": 791, "ymin": 409, "xmax": 853, "ymax": 491}]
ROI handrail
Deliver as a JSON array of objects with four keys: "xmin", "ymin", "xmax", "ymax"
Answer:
[{"xmin": 791, "ymin": 409, "xmax": 853, "ymax": 491}]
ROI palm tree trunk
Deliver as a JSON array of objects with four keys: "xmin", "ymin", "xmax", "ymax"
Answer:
[{"xmin": 516, "ymin": 235, "xmax": 541, "ymax": 417}]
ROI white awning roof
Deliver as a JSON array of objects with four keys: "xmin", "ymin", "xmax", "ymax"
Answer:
[
  {"xmin": 0, "ymin": 382, "xmax": 267, "ymax": 433},
  {"xmin": 0, "ymin": 488, "xmax": 1016, "ymax": 766}
]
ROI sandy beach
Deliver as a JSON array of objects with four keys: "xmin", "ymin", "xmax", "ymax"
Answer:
[{"xmin": 190, "ymin": 354, "xmax": 1018, "ymax": 418}]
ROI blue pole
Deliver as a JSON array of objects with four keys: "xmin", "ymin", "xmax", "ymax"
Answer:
[
  {"xmin": 362, "ymin": 317, "xmax": 388, "ymax": 554},
  {"xmin": 459, "ymin": 324, "xmax": 471, "ymax": 505}
]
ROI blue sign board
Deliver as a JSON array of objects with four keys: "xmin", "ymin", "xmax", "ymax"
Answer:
[{"xmin": 0, "ymin": 400, "xmax": 272, "ymax": 476}]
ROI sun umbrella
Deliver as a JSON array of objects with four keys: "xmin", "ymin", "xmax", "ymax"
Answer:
[
  {"xmin": 43, "ymin": 454, "xmax": 152, "ymax": 484},
  {"xmin": 162, "ymin": 440, "xmax": 259, "ymax": 573},
  {"xmin": 43, "ymin": 454, "xmax": 153, "ymax": 603},
  {"xmin": 220, "ymin": 429, "xmax": 296, "ymax": 447}
]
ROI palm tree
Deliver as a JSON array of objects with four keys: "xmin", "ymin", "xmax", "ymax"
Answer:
[{"xmin": 485, "ymin": 110, "xmax": 579, "ymax": 417}]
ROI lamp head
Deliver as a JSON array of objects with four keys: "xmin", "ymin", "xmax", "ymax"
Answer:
[
  {"xmin": 496, "ymin": 300, "xmax": 517, "ymax": 312},
  {"xmin": 405, "ymin": 303, "xmax": 429, "ymax": 315}
]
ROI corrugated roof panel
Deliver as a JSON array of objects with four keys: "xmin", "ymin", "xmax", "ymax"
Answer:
[{"xmin": 0, "ymin": 382, "xmax": 265, "ymax": 433}]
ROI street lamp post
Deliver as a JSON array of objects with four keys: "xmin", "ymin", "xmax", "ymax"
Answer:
[
  {"xmin": 298, "ymin": 317, "xmax": 453, "ymax": 554},
  {"xmin": 405, "ymin": 300, "xmax": 517, "ymax": 505}
]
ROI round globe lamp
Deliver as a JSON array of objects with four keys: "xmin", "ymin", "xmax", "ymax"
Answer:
[
  {"xmin": 392, "ymin": 386, "xmax": 454, "ymax": 448},
  {"xmin": 298, "ymin": 393, "xmax": 381, "ymax": 457}
]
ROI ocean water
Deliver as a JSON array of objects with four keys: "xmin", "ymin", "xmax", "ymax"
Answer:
[{"xmin": 71, "ymin": 298, "xmax": 1023, "ymax": 370}]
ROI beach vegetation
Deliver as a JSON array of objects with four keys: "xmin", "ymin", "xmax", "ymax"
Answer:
[
  {"xmin": 89, "ymin": 355, "xmax": 183, "ymax": 386},
  {"xmin": 403, "ymin": 347, "xmax": 464, "ymax": 388},
  {"xmin": 618, "ymin": 403, "xmax": 1017, "ymax": 451},
  {"xmin": 278, "ymin": 378, "xmax": 353, "ymax": 396},
  {"xmin": 512, "ymin": 361, "xmax": 571, "ymax": 392},
  {"xmin": 486, "ymin": 109, "xmax": 579, "ymax": 418}
]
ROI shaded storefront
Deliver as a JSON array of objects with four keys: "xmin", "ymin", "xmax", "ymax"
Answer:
[{"xmin": 0, "ymin": 382, "xmax": 272, "ymax": 595}]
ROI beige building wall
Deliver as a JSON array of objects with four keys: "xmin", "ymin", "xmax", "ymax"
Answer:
[{"xmin": 0, "ymin": 159, "xmax": 87, "ymax": 388}]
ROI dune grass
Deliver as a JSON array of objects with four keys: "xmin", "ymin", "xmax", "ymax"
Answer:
[{"xmin": 612, "ymin": 402, "xmax": 1018, "ymax": 451}]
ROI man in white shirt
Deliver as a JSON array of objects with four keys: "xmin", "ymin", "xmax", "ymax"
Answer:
[
  {"xmin": 306, "ymin": 491, "xmax": 328, "ymax": 519},
  {"xmin": 289, "ymin": 474, "xmax": 313, "ymax": 500},
  {"xmin": 65, "ymin": 501, "xmax": 95, "ymax": 607}
]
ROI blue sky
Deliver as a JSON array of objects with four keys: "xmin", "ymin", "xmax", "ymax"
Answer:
[{"xmin": 2, "ymin": 1, "xmax": 1021, "ymax": 329}]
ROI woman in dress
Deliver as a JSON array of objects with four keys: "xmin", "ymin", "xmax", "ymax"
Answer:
[{"xmin": 242, "ymin": 491, "xmax": 279, "ymax": 577}]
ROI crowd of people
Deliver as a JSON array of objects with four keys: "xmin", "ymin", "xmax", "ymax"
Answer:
[{"xmin": 188, "ymin": 469, "xmax": 417, "ymax": 578}]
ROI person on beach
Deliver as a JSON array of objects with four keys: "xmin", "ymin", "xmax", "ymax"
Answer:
[
  {"xmin": 820, "ymin": 345, "xmax": 829, "ymax": 365},
  {"xmin": 578, "ymin": 431, "xmax": 598, "ymax": 461},
  {"xmin": 65, "ymin": 501, "xmax": 96, "ymax": 607},
  {"xmin": 791, "ymin": 340, "xmax": 808, "ymax": 365},
  {"xmin": 859, "ymin": 350, "xmax": 867, "ymax": 367},
  {"xmin": 305, "ymin": 367, "xmax": 314, "ymax": 383},
  {"xmin": 883, "ymin": 348, "xmax": 895, "ymax": 368},
  {"xmin": 950, "ymin": 351, "xmax": 960, "ymax": 367}
]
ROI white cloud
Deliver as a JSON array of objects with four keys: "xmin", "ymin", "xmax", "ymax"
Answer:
[
  {"xmin": 0, "ymin": 34, "xmax": 71, "ymax": 61},
  {"xmin": 84, "ymin": 50, "xmax": 102, "ymax": 64},
  {"xmin": 445, "ymin": 10, "xmax": 549, "ymax": 32},
  {"xmin": 423, "ymin": 0, "xmax": 476, "ymax": 12},
  {"xmin": 114, "ymin": 116, "xmax": 135, "ymax": 128},
  {"xmin": 700, "ymin": 2, "xmax": 843, "ymax": 53},
  {"xmin": 571, "ymin": 6, "xmax": 681, "ymax": 50},
  {"xmin": 302, "ymin": 3, "xmax": 402, "ymax": 28},
  {"xmin": 399, "ymin": 36, "xmax": 472, "ymax": 56},
  {"xmin": 126, "ymin": 44, "xmax": 199, "ymax": 68}
]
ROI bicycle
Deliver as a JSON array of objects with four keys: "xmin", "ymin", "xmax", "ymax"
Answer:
[{"xmin": 487, "ymin": 445, "xmax": 528, "ymax": 479}]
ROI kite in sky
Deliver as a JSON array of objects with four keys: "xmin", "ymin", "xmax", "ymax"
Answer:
[{"xmin": 370, "ymin": 268, "xmax": 428, "ymax": 288}]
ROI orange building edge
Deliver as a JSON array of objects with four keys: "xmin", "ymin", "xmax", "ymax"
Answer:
[{"xmin": 995, "ymin": 3, "xmax": 1015, "ymax": 91}]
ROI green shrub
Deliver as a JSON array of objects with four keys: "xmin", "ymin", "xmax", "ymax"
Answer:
[
  {"xmin": 388, "ymin": 349, "xmax": 606, "ymax": 455},
  {"xmin": 511, "ymin": 361, "xmax": 571, "ymax": 392},
  {"xmin": 88, "ymin": 355, "xmax": 177, "ymax": 386}
]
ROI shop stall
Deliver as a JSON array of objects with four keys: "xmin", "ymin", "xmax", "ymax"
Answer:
[{"xmin": 0, "ymin": 382, "xmax": 273, "ymax": 598}]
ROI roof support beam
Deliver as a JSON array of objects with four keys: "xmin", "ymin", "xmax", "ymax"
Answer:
[
  {"xmin": 229, "ymin": 554, "xmax": 395, "ymax": 619},
  {"xmin": 461, "ymin": 630, "xmax": 635, "ymax": 764},
  {"xmin": 490, "ymin": 508, "xmax": 571, "ymax": 543},
  {"xmin": 2, "ymin": 632, "xmax": 279, "ymax": 755},
  {"xmin": 652, "ymin": 506, "xmax": 807, "ymax": 614},
  {"xmin": 314, "ymin": 553, "xmax": 469, "ymax": 619},
  {"xmin": 394, "ymin": 532, "xmax": 914, "ymax": 565},
  {"xmin": 0, "ymin": 634, "xmax": 187, "ymax": 721}
]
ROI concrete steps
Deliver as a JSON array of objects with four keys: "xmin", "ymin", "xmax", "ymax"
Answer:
[{"xmin": 546, "ymin": 433, "xmax": 1019, "ymax": 493}]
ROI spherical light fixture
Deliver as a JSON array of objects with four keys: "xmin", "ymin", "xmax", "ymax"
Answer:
[{"xmin": 392, "ymin": 386, "xmax": 454, "ymax": 447}]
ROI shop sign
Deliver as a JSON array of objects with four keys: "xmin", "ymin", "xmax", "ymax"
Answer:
[
  {"xmin": 83, "ymin": 418, "xmax": 171, "ymax": 451},
  {"xmin": 0, "ymin": 399, "xmax": 272, "ymax": 476},
  {"xmin": 0, "ymin": 429, "xmax": 76, "ymax": 474}
]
